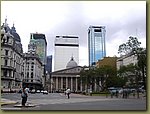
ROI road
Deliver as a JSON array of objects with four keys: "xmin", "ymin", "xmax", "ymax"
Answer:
[{"xmin": 1, "ymin": 92, "xmax": 147, "ymax": 110}]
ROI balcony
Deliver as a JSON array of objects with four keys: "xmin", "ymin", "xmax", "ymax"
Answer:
[
  {"xmin": 1, "ymin": 75, "xmax": 14, "ymax": 80},
  {"xmin": 1, "ymin": 65, "xmax": 14, "ymax": 70}
]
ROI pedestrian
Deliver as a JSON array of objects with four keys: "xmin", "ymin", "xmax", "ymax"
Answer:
[
  {"xmin": 133, "ymin": 90, "xmax": 135, "ymax": 98},
  {"xmin": 21, "ymin": 88, "xmax": 28, "ymax": 106},
  {"xmin": 66, "ymin": 88, "xmax": 71, "ymax": 99}
]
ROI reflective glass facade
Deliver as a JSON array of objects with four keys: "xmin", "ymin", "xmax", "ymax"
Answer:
[
  {"xmin": 30, "ymin": 33, "xmax": 47, "ymax": 65},
  {"xmin": 88, "ymin": 26, "xmax": 106, "ymax": 66}
]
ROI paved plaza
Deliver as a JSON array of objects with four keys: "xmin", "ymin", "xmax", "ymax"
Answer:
[{"xmin": 1, "ymin": 92, "xmax": 146, "ymax": 110}]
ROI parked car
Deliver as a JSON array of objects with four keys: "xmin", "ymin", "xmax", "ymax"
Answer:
[
  {"xmin": 31, "ymin": 89, "xmax": 36, "ymax": 93},
  {"xmin": 36, "ymin": 90, "xmax": 40, "ymax": 93},
  {"xmin": 43, "ymin": 90, "xmax": 48, "ymax": 94},
  {"xmin": 108, "ymin": 87, "xmax": 123, "ymax": 94}
]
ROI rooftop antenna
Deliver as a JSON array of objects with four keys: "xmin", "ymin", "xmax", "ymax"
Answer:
[
  {"xmin": 136, "ymin": 28, "xmax": 138, "ymax": 37},
  {"xmin": 71, "ymin": 53, "xmax": 74, "ymax": 60},
  {"xmin": 5, "ymin": 16, "xmax": 8, "ymax": 27},
  {"xmin": 13, "ymin": 21, "xmax": 14, "ymax": 27}
]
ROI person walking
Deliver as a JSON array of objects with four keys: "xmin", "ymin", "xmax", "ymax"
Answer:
[
  {"xmin": 21, "ymin": 88, "xmax": 28, "ymax": 106},
  {"xmin": 66, "ymin": 88, "xmax": 71, "ymax": 99}
]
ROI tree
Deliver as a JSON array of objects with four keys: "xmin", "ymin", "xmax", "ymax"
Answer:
[
  {"xmin": 134, "ymin": 48, "xmax": 146, "ymax": 90},
  {"xmin": 118, "ymin": 36, "xmax": 141, "ymax": 55},
  {"xmin": 117, "ymin": 63, "xmax": 141, "ymax": 98},
  {"xmin": 95, "ymin": 65, "xmax": 116, "ymax": 91},
  {"xmin": 80, "ymin": 65, "xmax": 116, "ymax": 92},
  {"xmin": 106, "ymin": 75, "xmax": 127, "ymax": 88},
  {"xmin": 79, "ymin": 68, "xmax": 95, "ymax": 91},
  {"xmin": 118, "ymin": 36, "xmax": 146, "ymax": 88}
]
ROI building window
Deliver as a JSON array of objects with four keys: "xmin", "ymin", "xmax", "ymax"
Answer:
[
  {"xmin": 31, "ymin": 72, "xmax": 33, "ymax": 77},
  {"xmin": 5, "ymin": 50, "xmax": 9, "ymax": 56},
  {"xmin": 94, "ymin": 29, "xmax": 101, "ymax": 32},
  {"xmin": 31, "ymin": 65, "xmax": 34, "ymax": 69},
  {"xmin": 27, "ymin": 72, "xmax": 29, "ymax": 78},
  {"xmin": 4, "ymin": 59, "xmax": 8, "ymax": 66},
  {"xmin": 3, "ymin": 70, "xmax": 7, "ymax": 77}
]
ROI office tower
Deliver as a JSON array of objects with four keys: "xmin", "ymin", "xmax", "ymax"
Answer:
[
  {"xmin": 88, "ymin": 26, "xmax": 106, "ymax": 66},
  {"xmin": 45, "ymin": 55, "xmax": 52, "ymax": 73},
  {"xmin": 54, "ymin": 36, "xmax": 79, "ymax": 71},
  {"xmin": 30, "ymin": 33, "xmax": 47, "ymax": 65}
]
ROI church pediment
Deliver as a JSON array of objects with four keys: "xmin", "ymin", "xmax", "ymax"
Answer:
[{"xmin": 51, "ymin": 66, "xmax": 83, "ymax": 75}]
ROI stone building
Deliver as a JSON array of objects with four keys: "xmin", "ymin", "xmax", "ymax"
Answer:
[
  {"xmin": 96, "ymin": 57, "xmax": 117, "ymax": 70},
  {"xmin": 1, "ymin": 19, "xmax": 24, "ymax": 92},
  {"xmin": 22, "ymin": 41, "xmax": 43, "ymax": 90},
  {"xmin": 1, "ymin": 18, "xmax": 44, "ymax": 92}
]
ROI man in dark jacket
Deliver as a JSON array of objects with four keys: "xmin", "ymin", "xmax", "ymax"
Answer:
[{"xmin": 21, "ymin": 88, "xmax": 28, "ymax": 106}]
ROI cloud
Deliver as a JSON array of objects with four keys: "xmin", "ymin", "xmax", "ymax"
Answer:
[{"xmin": 1, "ymin": 1, "xmax": 146, "ymax": 67}]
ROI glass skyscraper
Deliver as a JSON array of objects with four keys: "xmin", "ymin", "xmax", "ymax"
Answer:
[
  {"xmin": 88, "ymin": 26, "xmax": 106, "ymax": 66},
  {"xmin": 30, "ymin": 33, "xmax": 47, "ymax": 65}
]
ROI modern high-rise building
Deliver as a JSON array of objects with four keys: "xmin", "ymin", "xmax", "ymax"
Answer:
[
  {"xmin": 45, "ymin": 55, "xmax": 52, "ymax": 73},
  {"xmin": 54, "ymin": 36, "xmax": 79, "ymax": 71},
  {"xmin": 30, "ymin": 33, "xmax": 47, "ymax": 65},
  {"xmin": 88, "ymin": 26, "xmax": 106, "ymax": 66}
]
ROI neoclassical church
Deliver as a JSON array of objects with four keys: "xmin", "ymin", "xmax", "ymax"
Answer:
[{"xmin": 50, "ymin": 57, "xmax": 83, "ymax": 92}]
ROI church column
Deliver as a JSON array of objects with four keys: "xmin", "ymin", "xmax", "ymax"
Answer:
[
  {"xmin": 56, "ymin": 77, "xmax": 58, "ymax": 91},
  {"xmin": 71, "ymin": 77, "xmax": 73, "ymax": 91},
  {"xmin": 80, "ymin": 80, "xmax": 82, "ymax": 92},
  {"xmin": 61, "ymin": 77, "xmax": 63, "ymax": 90},
  {"xmin": 75, "ymin": 77, "xmax": 78, "ymax": 91},
  {"xmin": 66, "ymin": 77, "xmax": 68, "ymax": 89}
]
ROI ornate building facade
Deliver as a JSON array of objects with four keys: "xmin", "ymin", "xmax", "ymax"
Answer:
[
  {"xmin": 22, "ymin": 41, "xmax": 43, "ymax": 90},
  {"xmin": 1, "ymin": 19, "xmax": 45, "ymax": 92},
  {"xmin": 1, "ymin": 19, "xmax": 24, "ymax": 92}
]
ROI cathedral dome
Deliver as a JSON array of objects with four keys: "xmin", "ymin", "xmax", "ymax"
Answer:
[
  {"xmin": 10, "ymin": 24, "xmax": 21, "ymax": 42},
  {"xmin": 10, "ymin": 32, "xmax": 21, "ymax": 42},
  {"xmin": 66, "ymin": 57, "xmax": 77, "ymax": 68},
  {"xmin": 1, "ymin": 19, "xmax": 21, "ymax": 42}
]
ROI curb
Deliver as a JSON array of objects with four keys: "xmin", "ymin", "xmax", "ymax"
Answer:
[
  {"xmin": 1, "ymin": 101, "xmax": 18, "ymax": 106},
  {"xmin": 14, "ymin": 103, "xmax": 36, "ymax": 107}
]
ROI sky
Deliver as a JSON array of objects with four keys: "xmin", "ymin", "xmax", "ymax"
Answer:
[{"xmin": 1, "ymin": 1, "xmax": 146, "ymax": 67}]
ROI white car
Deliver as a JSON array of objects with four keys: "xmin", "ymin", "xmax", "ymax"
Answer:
[
  {"xmin": 43, "ymin": 90, "xmax": 48, "ymax": 94},
  {"xmin": 36, "ymin": 90, "xmax": 40, "ymax": 93},
  {"xmin": 31, "ymin": 89, "xmax": 36, "ymax": 93}
]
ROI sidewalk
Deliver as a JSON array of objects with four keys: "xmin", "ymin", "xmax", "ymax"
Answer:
[
  {"xmin": 1, "ymin": 98, "xmax": 36, "ymax": 107},
  {"xmin": 1, "ymin": 98, "xmax": 18, "ymax": 106}
]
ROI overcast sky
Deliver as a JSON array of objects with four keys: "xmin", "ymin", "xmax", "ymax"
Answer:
[{"xmin": 1, "ymin": 1, "xmax": 146, "ymax": 66}]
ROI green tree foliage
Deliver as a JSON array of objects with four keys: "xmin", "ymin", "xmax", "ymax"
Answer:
[
  {"xmin": 106, "ymin": 75, "xmax": 127, "ymax": 88},
  {"xmin": 118, "ymin": 36, "xmax": 141, "ymax": 55},
  {"xmin": 135, "ymin": 48, "xmax": 146, "ymax": 89},
  {"xmin": 118, "ymin": 36, "xmax": 146, "ymax": 89},
  {"xmin": 80, "ymin": 65, "xmax": 117, "ymax": 92}
]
